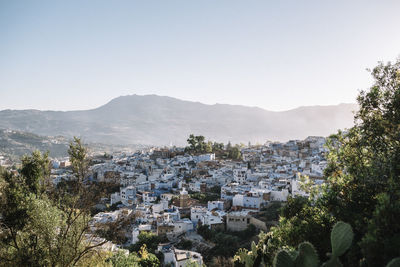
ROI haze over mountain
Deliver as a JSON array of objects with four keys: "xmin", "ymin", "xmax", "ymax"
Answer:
[{"xmin": 0, "ymin": 95, "xmax": 357, "ymax": 146}]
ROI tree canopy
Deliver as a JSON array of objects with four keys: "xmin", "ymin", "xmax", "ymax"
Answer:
[
  {"xmin": 0, "ymin": 139, "xmax": 138, "ymax": 266},
  {"xmin": 234, "ymin": 59, "xmax": 400, "ymax": 266},
  {"xmin": 185, "ymin": 134, "xmax": 241, "ymax": 160}
]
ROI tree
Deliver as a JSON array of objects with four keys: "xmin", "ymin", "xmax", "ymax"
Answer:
[
  {"xmin": 0, "ymin": 188, "xmax": 105, "ymax": 266},
  {"xmin": 95, "ymin": 214, "xmax": 131, "ymax": 245},
  {"xmin": 195, "ymin": 135, "xmax": 206, "ymax": 152},
  {"xmin": 0, "ymin": 141, "xmax": 108, "ymax": 266},
  {"xmin": 62, "ymin": 137, "xmax": 101, "ymax": 212},
  {"xmin": 234, "ymin": 59, "xmax": 400, "ymax": 266},
  {"xmin": 318, "ymin": 60, "xmax": 400, "ymax": 265},
  {"xmin": 0, "ymin": 193, "xmax": 62, "ymax": 265},
  {"xmin": 226, "ymin": 141, "xmax": 232, "ymax": 150},
  {"xmin": 186, "ymin": 134, "xmax": 207, "ymax": 153},
  {"xmin": 228, "ymin": 146, "xmax": 241, "ymax": 160},
  {"xmin": 213, "ymin": 233, "xmax": 240, "ymax": 257},
  {"xmin": 20, "ymin": 150, "xmax": 50, "ymax": 195},
  {"xmin": 107, "ymin": 245, "xmax": 160, "ymax": 267},
  {"xmin": 205, "ymin": 141, "xmax": 213, "ymax": 153},
  {"xmin": 211, "ymin": 256, "xmax": 234, "ymax": 267},
  {"xmin": 187, "ymin": 134, "xmax": 197, "ymax": 151},
  {"xmin": 212, "ymin": 142, "xmax": 224, "ymax": 152},
  {"xmin": 176, "ymin": 239, "xmax": 193, "ymax": 250},
  {"xmin": 129, "ymin": 232, "xmax": 164, "ymax": 254},
  {"xmin": 68, "ymin": 137, "xmax": 89, "ymax": 183}
]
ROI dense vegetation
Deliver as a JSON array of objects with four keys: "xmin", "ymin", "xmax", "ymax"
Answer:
[
  {"xmin": 197, "ymin": 224, "xmax": 257, "ymax": 265},
  {"xmin": 0, "ymin": 138, "xmax": 159, "ymax": 266},
  {"xmin": 185, "ymin": 134, "xmax": 242, "ymax": 160},
  {"xmin": 234, "ymin": 60, "xmax": 400, "ymax": 266}
]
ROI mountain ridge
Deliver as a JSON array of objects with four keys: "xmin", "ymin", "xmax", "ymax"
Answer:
[{"xmin": 0, "ymin": 94, "xmax": 357, "ymax": 145}]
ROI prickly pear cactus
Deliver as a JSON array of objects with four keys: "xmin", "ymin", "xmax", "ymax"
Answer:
[
  {"xmin": 295, "ymin": 242, "xmax": 319, "ymax": 267},
  {"xmin": 386, "ymin": 257, "xmax": 400, "ymax": 267},
  {"xmin": 330, "ymin": 221, "xmax": 353, "ymax": 257},
  {"xmin": 321, "ymin": 221, "xmax": 353, "ymax": 267},
  {"xmin": 321, "ymin": 256, "xmax": 343, "ymax": 267},
  {"xmin": 273, "ymin": 249, "xmax": 295, "ymax": 267}
]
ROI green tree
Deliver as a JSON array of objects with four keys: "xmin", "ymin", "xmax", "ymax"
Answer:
[
  {"xmin": 234, "ymin": 59, "xmax": 400, "ymax": 266},
  {"xmin": 0, "ymin": 187, "xmax": 105, "ymax": 266},
  {"xmin": 68, "ymin": 137, "xmax": 89, "ymax": 183},
  {"xmin": 176, "ymin": 239, "xmax": 193, "ymax": 250},
  {"xmin": 205, "ymin": 141, "xmax": 213, "ymax": 153},
  {"xmin": 0, "ymin": 143, "xmax": 108, "ymax": 266},
  {"xmin": 319, "ymin": 60, "xmax": 400, "ymax": 265},
  {"xmin": 186, "ymin": 134, "xmax": 207, "ymax": 153},
  {"xmin": 0, "ymin": 193, "xmax": 62, "ymax": 265},
  {"xmin": 226, "ymin": 141, "xmax": 232, "ymax": 150},
  {"xmin": 213, "ymin": 233, "xmax": 240, "ymax": 257},
  {"xmin": 212, "ymin": 142, "xmax": 224, "ymax": 152},
  {"xmin": 129, "ymin": 232, "xmax": 164, "ymax": 254},
  {"xmin": 228, "ymin": 146, "xmax": 242, "ymax": 160},
  {"xmin": 195, "ymin": 135, "xmax": 206, "ymax": 152},
  {"xmin": 107, "ymin": 245, "xmax": 160, "ymax": 267},
  {"xmin": 62, "ymin": 137, "xmax": 101, "ymax": 212},
  {"xmin": 20, "ymin": 150, "xmax": 50, "ymax": 195},
  {"xmin": 187, "ymin": 134, "xmax": 197, "ymax": 151}
]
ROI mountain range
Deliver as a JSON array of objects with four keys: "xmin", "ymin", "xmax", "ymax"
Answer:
[{"xmin": 0, "ymin": 95, "xmax": 357, "ymax": 146}]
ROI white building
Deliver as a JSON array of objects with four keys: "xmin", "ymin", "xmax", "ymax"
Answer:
[
  {"xmin": 110, "ymin": 192, "xmax": 121, "ymax": 205},
  {"xmin": 208, "ymin": 200, "xmax": 224, "ymax": 211},
  {"xmin": 190, "ymin": 206, "xmax": 208, "ymax": 225},
  {"xmin": 195, "ymin": 153, "xmax": 215, "ymax": 162},
  {"xmin": 163, "ymin": 248, "xmax": 203, "ymax": 267},
  {"xmin": 233, "ymin": 168, "xmax": 247, "ymax": 184},
  {"xmin": 120, "ymin": 185, "xmax": 136, "ymax": 206},
  {"xmin": 270, "ymin": 189, "xmax": 289, "ymax": 201},
  {"xmin": 142, "ymin": 192, "xmax": 157, "ymax": 204},
  {"xmin": 173, "ymin": 219, "xmax": 194, "ymax": 234},
  {"xmin": 152, "ymin": 200, "xmax": 169, "ymax": 213},
  {"xmin": 161, "ymin": 193, "xmax": 175, "ymax": 202},
  {"xmin": 233, "ymin": 193, "xmax": 263, "ymax": 210}
]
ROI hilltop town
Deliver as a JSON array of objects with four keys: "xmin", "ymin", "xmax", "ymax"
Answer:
[{"xmin": 36, "ymin": 135, "xmax": 327, "ymax": 266}]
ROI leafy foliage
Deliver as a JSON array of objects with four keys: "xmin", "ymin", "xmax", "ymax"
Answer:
[
  {"xmin": 107, "ymin": 245, "xmax": 160, "ymax": 267},
  {"xmin": 190, "ymin": 192, "xmax": 219, "ymax": 204},
  {"xmin": 185, "ymin": 134, "xmax": 241, "ymax": 159},
  {"xmin": 20, "ymin": 150, "xmax": 51, "ymax": 194},
  {"xmin": 68, "ymin": 137, "xmax": 89, "ymax": 183},
  {"xmin": 176, "ymin": 239, "xmax": 193, "ymax": 250},
  {"xmin": 236, "ymin": 222, "xmax": 352, "ymax": 267},
  {"xmin": 0, "ymin": 139, "xmax": 109, "ymax": 266},
  {"xmin": 197, "ymin": 224, "xmax": 257, "ymax": 264},
  {"xmin": 129, "ymin": 232, "xmax": 166, "ymax": 254},
  {"xmin": 234, "ymin": 59, "xmax": 400, "ymax": 266}
]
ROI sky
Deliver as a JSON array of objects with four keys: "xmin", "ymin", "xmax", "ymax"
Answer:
[{"xmin": 1, "ymin": 1, "xmax": 400, "ymax": 111}]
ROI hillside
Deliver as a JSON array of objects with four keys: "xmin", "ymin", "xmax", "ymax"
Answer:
[
  {"xmin": 0, "ymin": 95, "xmax": 357, "ymax": 145},
  {"xmin": 0, "ymin": 129, "xmax": 144, "ymax": 162},
  {"xmin": 0, "ymin": 129, "xmax": 69, "ymax": 161}
]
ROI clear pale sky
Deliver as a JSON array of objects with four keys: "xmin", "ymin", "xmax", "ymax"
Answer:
[{"xmin": 1, "ymin": 1, "xmax": 399, "ymax": 111}]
